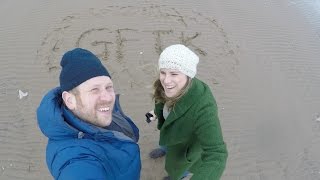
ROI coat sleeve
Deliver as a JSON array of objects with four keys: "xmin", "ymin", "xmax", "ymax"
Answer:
[
  {"xmin": 191, "ymin": 100, "xmax": 228, "ymax": 180},
  {"xmin": 155, "ymin": 103, "xmax": 165, "ymax": 130}
]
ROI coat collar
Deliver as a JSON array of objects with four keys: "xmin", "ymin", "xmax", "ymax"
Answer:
[{"xmin": 159, "ymin": 78, "xmax": 204, "ymax": 129}]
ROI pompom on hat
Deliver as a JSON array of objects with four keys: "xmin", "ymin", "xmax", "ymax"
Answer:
[
  {"xmin": 158, "ymin": 44, "xmax": 199, "ymax": 78},
  {"xmin": 59, "ymin": 48, "xmax": 110, "ymax": 92}
]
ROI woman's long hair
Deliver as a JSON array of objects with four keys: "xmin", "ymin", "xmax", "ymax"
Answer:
[{"xmin": 152, "ymin": 77, "xmax": 192, "ymax": 110}]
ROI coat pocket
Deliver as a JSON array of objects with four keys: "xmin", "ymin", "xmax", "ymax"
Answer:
[
  {"xmin": 184, "ymin": 143, "xmax": 201, "ymax": 165},
  {"xmin": 185, "ymin": 146, "xmax": 192, "ymax": 163}
]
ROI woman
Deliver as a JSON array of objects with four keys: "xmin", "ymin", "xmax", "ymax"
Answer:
[{"xmin": 149, "ymin": 44, "xmax": 228, "ymax": 180}]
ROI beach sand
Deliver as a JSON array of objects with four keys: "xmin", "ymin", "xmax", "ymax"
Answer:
[{"xmin": 0, "ymin": 0, "xmax": 320, "ymax": 179}]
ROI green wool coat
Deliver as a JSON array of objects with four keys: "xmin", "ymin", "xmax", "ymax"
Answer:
[{"xmin": 155, "ymin": 78, "xmax": 228, "ymax": 180}]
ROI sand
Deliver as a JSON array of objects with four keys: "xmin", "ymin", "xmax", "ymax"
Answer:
[{"xmin": 0, "ymin": 0, "xmax": 320, "ymax": 179}]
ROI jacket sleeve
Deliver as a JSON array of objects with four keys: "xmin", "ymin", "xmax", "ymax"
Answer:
[
  {"xmin": 191, "ymin": 101, "xmax": 228, "ymax": 180},
  {"xmin": 50, "ymin": 145, "xmax": 109, "ymax": 180},
  {"xmin": 58, "ymin": 158, "xmax": 108, "ymax": 180}
]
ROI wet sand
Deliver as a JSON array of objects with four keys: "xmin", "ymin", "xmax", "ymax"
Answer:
[{"xmin": 0, "ymin": 0, "xmax": 320, "ymax": 179}]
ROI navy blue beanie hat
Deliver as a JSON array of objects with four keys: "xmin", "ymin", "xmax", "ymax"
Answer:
[{"xmin": 59, "ymin": 48, "xmax": 110, "ymax": 92}]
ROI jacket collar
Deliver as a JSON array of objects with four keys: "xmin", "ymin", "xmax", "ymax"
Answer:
[
  {"xmin": 62, "ymin": 106, "xmax": 106, "ymax": 135},
  {"xmin": 62, "ymin": 106, "xmax": 135, "ymax": 142},
  {"xmin": 37, "ymin": 87, "xmax": 136, "ymax": 142}
]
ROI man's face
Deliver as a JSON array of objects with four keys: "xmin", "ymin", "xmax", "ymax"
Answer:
[{"xmin": 72, "ymin": 76, "xmax": 115, "ymax": 127}]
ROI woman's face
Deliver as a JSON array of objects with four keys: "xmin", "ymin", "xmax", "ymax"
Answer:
[{"xmin": 159, "ymin": 68, "xmax": 188, "ymax": 98}]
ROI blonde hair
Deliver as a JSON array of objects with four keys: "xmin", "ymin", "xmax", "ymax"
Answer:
[{"xmin": 152, "ymin": 77, "xmax": 192, "ymax": 110}]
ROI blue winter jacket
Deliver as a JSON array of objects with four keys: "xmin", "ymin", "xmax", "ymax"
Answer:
[{"xmin": 37, "ymin": 87, "xmax": 141, "ymax": 180}]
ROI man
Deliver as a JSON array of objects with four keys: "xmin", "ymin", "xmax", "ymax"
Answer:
[{"xmin": 37, "ymin": 48, "xmax": 141, "ymax": 180}]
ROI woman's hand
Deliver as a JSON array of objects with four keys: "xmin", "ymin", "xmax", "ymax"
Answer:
[{"xmin": 145, "ymin": 110, "xmax": 157, "ymax": 123}]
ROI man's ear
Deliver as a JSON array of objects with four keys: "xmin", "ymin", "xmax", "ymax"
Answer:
[{"xmin": 62, "ymin": 91, "xmax": 76, "ymax": 110}]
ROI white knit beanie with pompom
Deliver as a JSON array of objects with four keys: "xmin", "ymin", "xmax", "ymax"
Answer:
[{"xmin": 158, "ymin": 44, "xmax": 199, "ymax": 78}]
